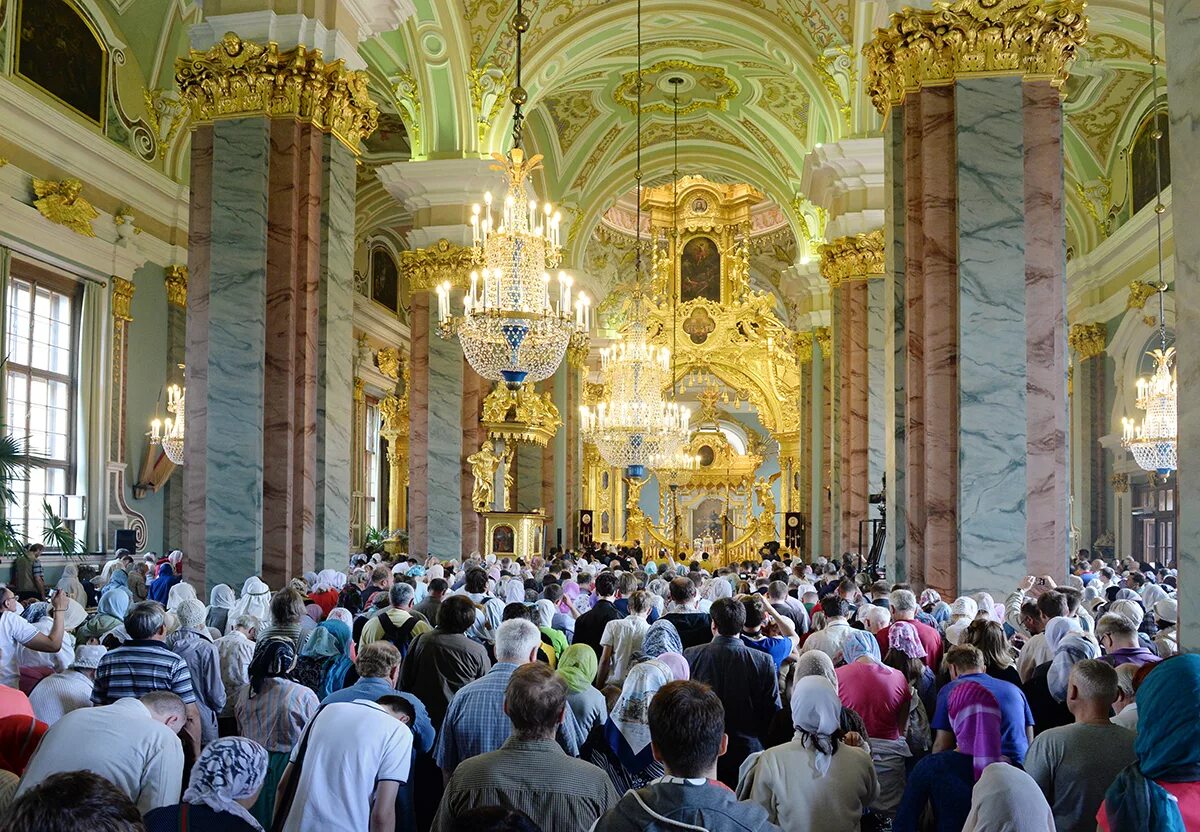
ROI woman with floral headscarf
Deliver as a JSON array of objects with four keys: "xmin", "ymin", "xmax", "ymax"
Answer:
[
  {"xmin": 739, "ymin": 676, "xmax": 878, "ymax": 832},
  {"xmin": 588, "ymin": 659, "xmax": 674, "ymax": 793},
  {"xmin": 235, "ymin": 640, "xmax": 318, "ymax": 828},
  {"xmin": 884, "ymin": 620, "xmax": 936, "ymax": 749},
  {"xmin": 144, "ymin": 737, "xmax": 268, "ymax": 831},
  {"xmin": 895, "ymin": 681, "xmax": 1008, "ymax": 832}
]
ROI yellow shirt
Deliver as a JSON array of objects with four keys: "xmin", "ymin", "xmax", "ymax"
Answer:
[{"xmin": 358, "ymin": 608, "xmax": 433, "ymax": 649}]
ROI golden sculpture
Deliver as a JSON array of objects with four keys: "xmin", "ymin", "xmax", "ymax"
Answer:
[
  {"xmin": 376, "ymin": 347, "xmax": 402, "ymax": 381},
  {"xmin": 1126, "ymin": 281, "xmax": 1158, "ymax": 310},
  {"xmin": 112, "ymin": 277, "xmax": 135, "ymax": 323},
  {"xmin": 1068, "ymin": 322, "xmax": 1106, "ymax": 360},
  {"xmin": 482, "ymin": 383, "xmax": 561, "ymax": 447},
  {"xmin": 400, "ymin": 239, "xmax": 476, "ymax": 293},
  {"xmin": 820, "ymin": 230, "xmax": 885, "ymax": 288},
  {"xmin": 175, "ymin": 33, "xmax": 379, "ymax": 154},
  {"xmin": 502, "ymin": 441, "xmax": 516, "ymax": 511},
  {"xmin": 379, "ymin": 393, "xmax": 408, "ymax": 438},
  {"xmin": 164, "ymin": 265, "xmax": 188, "ymax": 308},
  {"xmin": 33, "ymin": 179, "xmax": 99, "ymax": 237},
  {"xmin": 863, "ymin": 0, "xmax": 1088, "ymax": 117},
  {"xmin": 467, "ymin": 441, "xmax": 501, "ymax": 514},
  {"xmin": 753, "ymin": 473, "xmax": 781, "ymax": 541}
]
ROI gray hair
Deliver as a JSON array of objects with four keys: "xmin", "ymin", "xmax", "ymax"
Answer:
[
  {"xmin": 140, "ymin": 691, "xmax": 186, "ymax": 723},
  {"xmin": 390, "ymin": 582, "xmax": 416, "ymax": 608},
  {"xmin": 125, "ymin": 601, "xmax": 166, "ymax": 640},
  {"xmin": 233, "ymin": 614, "xmax": 261, "ymax": 632},
  {"xmin": 889, "ymin": 589, "xmax": 918, "ymax": 613},
  {"xmin": 494, "ymin": 618, "xmax": 542, "ymax": 663},
  {"xmin": 860, "ymin": 604, "xmax": 892, "ymax": 631}
]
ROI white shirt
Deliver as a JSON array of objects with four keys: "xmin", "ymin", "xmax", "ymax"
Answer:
[
  {"xmin": 1017, "ymin": 632, "xmax": 1053, "ymax": 682},
  {"xmin": 600, "ymin": 616, "xmax": 650, "ymax": 685},
  {"xmin": 801, "ymin": 620, "xmax": 853, "ymax": 662},
  {"xmin": 17, "ymin": 698, "xmax": 183, "ymax": 814},
  {"xmin": 282, "ymin": 700, "xmax": 414, "ymax": 832},
  {"xmin": 16, "ymin": 620, "xmax": 73, "ymax": 673},
  {"xmin": 28, "ymin": 669, "xmax": 93, "ymax": 725},
  {"xmin": 0, "ymin": 612, "xmax": 39, "ymax": 687}
]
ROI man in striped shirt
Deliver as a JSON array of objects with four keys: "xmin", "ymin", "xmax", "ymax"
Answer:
[{"xmin": 92, "ymin": 601, "xmax": 201, "ymax": 751}]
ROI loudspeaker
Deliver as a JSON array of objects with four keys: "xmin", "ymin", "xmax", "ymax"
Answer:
[
  {"xmin": 784, "ymin": 512, "xmax": 805, "ymax": 549},
  {"xmin": 113, "ymin": 529, "xmax": 137, "ymax": 553},
  {"xmin": 578, "ymin": 510, "xmax": 594, "ymax": 545}
]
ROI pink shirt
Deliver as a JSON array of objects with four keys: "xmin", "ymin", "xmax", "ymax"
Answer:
[{"xmin": 835, "ymin": 660, "xmax": 911, "ymax": 740}]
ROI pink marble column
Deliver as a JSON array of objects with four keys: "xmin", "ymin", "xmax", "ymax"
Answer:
[
  {"xmin": 408, "ymin": 295, "xmax": 431, "ymax": 556},
  {"xmin": 847, "ymin": 279, "xmax": 870, "ymax": 554},
  {"xmin": 821, "ymin": 350, "xmax": 832, "ymax": 557},
  {"xmin": 839, "ymin": 287, "xmax": 853, "ymax": 554},
  {"xmin": 566, "ymin": 370, "xmax": 579, "ymax": 548},
  {"xmin": 902, "ymin": 94, "xmax": 927, "ymax": 589},
  {"xmin": 1023, "ymin": 81, "xmax": 1069, "ymax": 577},
  {"xmin": 460, "ymin": 363, "xmax": 486, "ymax": 556},
  {"xmin": 800, "ymin": 358, "xmax": 813, "ymax": 555}
]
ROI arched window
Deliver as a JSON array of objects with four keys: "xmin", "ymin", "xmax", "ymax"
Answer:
[
  {"xmin": 370, "ymin": 246, "xmax": 400, "ymax": 312},
  {"xmin": 16, "ymin": 0, "xmax": 107, "ymax": 124},
  {"xmin": 1130, "ymin": 108, "xmax": 1171, "ymax": 216}
]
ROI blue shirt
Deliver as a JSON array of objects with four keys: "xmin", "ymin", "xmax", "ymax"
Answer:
[
  {"xmin": 739, "ymin": 633, "xmax": 793, "ymax": 670},
  {"xmin": 614, "ymin": 598, "xmax": 659, "ymax": 623},
  {"xmin": 893, "ymin": 750, "xmax": 975, "ymax": 832},
  {"xmin": 932, "ymin": 672, "xmax": 1035, "ymax": 763},
  {"xmin": 321, "ymin": 678, "xmax": 436, "ymax": 754}
]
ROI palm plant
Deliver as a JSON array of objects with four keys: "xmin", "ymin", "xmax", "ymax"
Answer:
[
  {"xmin": 42, "ymin": 501, "xmax": 82, "ymax": 557},
  {"xmin": 0, "ymin": 433, "xmax": 27, "ymax": 557}
]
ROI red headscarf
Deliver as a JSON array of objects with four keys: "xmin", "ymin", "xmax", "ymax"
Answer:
[
  {"xmin": 948, "ymin": 681, "xmax": 1005, "ymax": 782},
  {"xmin": 0, "ymin": 715, "xmax": 49, "ymax": 775}
]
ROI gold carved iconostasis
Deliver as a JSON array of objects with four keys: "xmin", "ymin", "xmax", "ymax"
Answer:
[{"xmin": 585, "ymin": 177, "xmax": 805, "ymax": 565}]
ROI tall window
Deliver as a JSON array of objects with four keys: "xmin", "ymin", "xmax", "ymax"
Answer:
[
  {"xmin": 365, "ymin": 401, "xmax": 381, "ymax": 530},
  {"xmin": 5, "ymin": 272, "xmax": 77, "ymax": 541},
  {"xmin": 1132, "ymin": 480, "xmax": 1176, "ymax": 567}
]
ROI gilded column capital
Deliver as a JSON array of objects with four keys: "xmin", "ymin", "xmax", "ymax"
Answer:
[
  {"xmin": 863, "ymin": 0, "xmax": 1088, "ymax": 117},
  {"xmin": 164, "ymin": 265, "xmax": 188, "ymax": 308},
  {"xmin": 1126, "ymin": 280, "xmax": 1158, "ymax": 310},
  {"xmin": 400, "ymin": 239, "xmax": 475, "ymax": 293},
  {"xmin": 1110, "ymin": 472, "xmax": 1130, "ymax": 494},
  {"xmin": 1068, "ymin": 322, "xmax": 1106, "ymax": 359},
  {"xmin": 819, "ymin": 229, "xmax": 885, "ymax": 288},
  {"xmin": 112, "ymin": 277, "xmax": 135, "ymax": 323},
  {"xmin": 567, "ymin": 341, "xmax": 590, "ymax": 370},
  {"xmin": 813, "ymin": 326, "xmax": 832, "ymax": 358},
  {"xmin": 175, "ymin": 33, "xmax": 379, "ymax": 154},
  {"xmin": 793, "ymin": 331, "xmax": 815, "ymax": 363}
]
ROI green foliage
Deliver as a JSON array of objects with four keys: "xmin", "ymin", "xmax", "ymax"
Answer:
[{"xmin": 42, "ymin": 501, "xmax": 82, "ymax": 557}]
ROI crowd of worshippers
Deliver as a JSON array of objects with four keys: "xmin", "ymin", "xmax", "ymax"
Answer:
[{"xmin": 0, "ymin": 542, "xmax": 1193, "ymax": 832}]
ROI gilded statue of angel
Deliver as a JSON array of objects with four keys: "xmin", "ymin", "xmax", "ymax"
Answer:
[{"xmin": 33, "ymin": 179, "xmax": 98, "ymax": 237}]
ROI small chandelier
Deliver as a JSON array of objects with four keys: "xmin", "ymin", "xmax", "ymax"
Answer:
[
  {"xmin": 150, "ymin": 384, "xmax": 186, "ymax": 465},
  {"xmin": 434, "ymin": 0, "xmax": 588, "ymax": 389},
  {"xmin": 1121, "ymin": 0, "xmax": 1176, "ymax": 478}
]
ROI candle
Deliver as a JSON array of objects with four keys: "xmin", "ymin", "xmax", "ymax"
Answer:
[{"xmin": 470, "ymin": 270, "xmax": 479, "ymax": 306}]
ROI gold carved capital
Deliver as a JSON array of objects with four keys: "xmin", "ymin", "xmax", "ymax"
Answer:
[
  {"xmin": 400, "ymin": 239, "xmax": 474, "ymax": 294},
  {"xmin": 112, "ymin": 277, "xmax": 135, "ymax": 323},
  {"xmin": 376, "ymin": 347, "xmax": 402, "ymax": 381},
  {"xmin": 33, "ymin": 179, "xmax": 98, "ymax": 237},
  {"xmin": 482, "ymin": 382, "xmax": 561, "ymax": 447},
  {"xmin": 813, "ymin": 326, "xmax": 832, "ymax": 358},
  {"xmin": 1126, "ymin": 281, "xmax": 1158, "ymax": 310},
  {"xmin": 819, "ymin": 230, "xmax": 885, "ymax": 288},
  {"xmin": 567, "ymin": 341, "xmax": 590, "ymax": 370},
  {"xmin": 863, "ymin": 0, "xmax": 1088, "ymax": 116},
  {"xmin": 793, "ymin": 331, "xmax": 815, "ymax": 363},
  {"xmin": 164, "ymin": 265, "xmax": 188, "ymax": 308},
  {"xmin": 1110, "ymin": 472, "xmax": 1130, "ymax": 494},
  {"xmin": 175, "ymin": 33, "xmax": 379, "ymax": 154},
  {"xmin": 1068, "ymin": 322, "xmax": 1106, "ymax": 360},
  {"xmin": 353, "ymin": 377, "xmax": 365, "ymax": 402}
]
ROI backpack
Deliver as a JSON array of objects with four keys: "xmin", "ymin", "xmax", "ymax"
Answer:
[{"xmin": 377, "ymin": 612, "xmax": 421, "ymax": 659}]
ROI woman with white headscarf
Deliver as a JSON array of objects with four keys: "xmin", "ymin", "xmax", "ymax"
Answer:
[
  {"xmin": 227, "ymin": 577, "xmax": 272, "ymax": 634},
  {"xmin": 54, "ymin": 564, "xmax": 88, "ymax": 607},
  {"xmin": 738, "ymin": 676, "xmax": 878, "ymax": 832},
  {"xmin": 143, "ymin": 737, "xmax": 269, "ymax": 831},
  {"xmin": 588, "ymin": 659, "xmax": 673, "ymax": 792},
  {"xmin": 945, "ymin": 597, "xmax": 979, "ymax": 646},
  {"xmin": 207, "ymin": 585, "xmax": 237, "ymax": 634},
  {"xmin": 167, "ymin": 581, "xmax": 199, "ymax": 614},
  {"xmin": 961, "ymin": 763, "xmax": 1054, "ymax": 832}
]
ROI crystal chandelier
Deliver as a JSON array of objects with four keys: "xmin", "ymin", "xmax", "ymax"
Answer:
[
  {"xmin": 150, "ymin": 383, "xmax": 186, "ymax": 465},
  {"xmin": 434, "ymin": 0, "xmax": 588, "ymax": 389},
  {"xmin": 1121, "ymin": 0, "xmax": 1176, "ymax": 477},
  {"xmin": 579, "ymin": 0, "xmax": 690, "ymax": 478}
]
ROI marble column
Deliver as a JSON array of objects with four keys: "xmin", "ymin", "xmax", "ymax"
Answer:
[
  {"xmin": 1165, "ymin": 0, "xmax": 1200, "ymax": 650},
  {"xmin": 885, "ymin": 113, "xmax": 908, "ymax": 581},
  {"xmin": 1068, "ymin": 323, "xmax": 1107, "ymax": 554},
  {"xmin": 162, "ymin": 266, "xmax": 187, "ymax": 548},
  {"xmin": 461, "ymin": 363, "xmax": 487, "ymax": 556},
  {"xmin": 867, "ymin": 0, "xmax": 1082, "ymax": 595},
  {"xmin": 799, "ymin": 345, "xmax": 814, "ymax": 556},
  {"xmin": 815, "ymin": 328, "xmax": 833, "ymax": 557}
]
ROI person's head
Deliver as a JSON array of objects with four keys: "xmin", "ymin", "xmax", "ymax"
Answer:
[
  {"xmin": 945, "ymin": 644, "xmax": 986, "ymax": 680},
  {"xmin": 767, "ymin": 580, "xmax": 789, "ymax": 603},
  {"xmin": 1037, "ymin": 590, "xmax": 1069, "ymax": 624},
  {"xmin": 501, "ymin": 602, "xmax": 532, "ymax": 622},
  {"xmin": 627, "ymin": 589, "xmax": 651, "ymax": 617},
  {"xmin": 1058, "ymin": 586, "xmax": 1083, "ymax": 616},
  {"xmin": 465, "ymin": 567, "xmax": 490, "ymax": 594},
  {"xmin": 0, "ymin": 585, "xmax": 20, "ymax": 615},
  {"xmin": 232, "ymin": 614, "xmax": 260, "ymax": 636},
  {"xmin": 450, "ymin": 807, "xmax": 543, "ymax": 832},
  {"xmin": 369, "ymin": 565, "xmax": 391, "ymax": 587},
  {"xmin": 1112, "ymin": 663, "xmax": 1138, "ymax": 714},
  {"xmin": 5, "ymin": 770, "xmax": 143, "ymax": 832},
  {"xmin": 965, "ymin": 619, "xmax": 1013, "ymax": 670},
  {"xmin": 270, "ymin": 589, "xmax": 305, "ymax": 627},
  {"xmin": 668, "ymin": 576, "xmax": 698, "ymax": 608},
  {"xmin": 503, "ymin": 663, "xmax": 568, "ymax": 741},
  {"xmin": 617, "ymin": 572, "xmax": 638, "ymax": 598},
  {"xmin": 836, "ymin": 578, "xmax": 857, "ymax": 600},
  {"xmin": 594, "ymin": 571, "xmax": 619, "ymax": 599},
  {"xmin": 1020, "ymin": 598, "xmax": 1042, "ymax": 634},
  {"xmin": 427, "ymin": 577, "xmax": 449, "ymax": 598},
  {"xmin": 859, "ymin": 603, "xmax": 891, "ymax": 634},
  {"xmin": 186, "ymin": 737, "xmax": 268, "ymax": 813},
  {"xmin": 869, "ymin": 580, "xmax": 890, "ymax": 600},
  {"xmin": 125, "ymin": 601, "xmax": 167, "ymax": 640},
  {"xmin": 437, "ymin": 595, "xmax": 477, "ymax": 634},
  {"xmin": 741, "ymin": 595, "xmax": 770, "ymax": 633},
  {"xmin": 389, "ymin": 582, "xmax": 416, "ymax": 610},
  {"xmin": 649, "ymin": 680, "xmax": 726, "ymax": 778},
  {"xmin": 176, "ymin": 598, "xmax": 206, "ymax": 631},
  {"xmin": 356, "ymin": 641, "xmax": 402, "ymax": 683},
  {"xmin": 376, "ymin": 694, "xmax": 415, "ymax": 727},
  {"xmin": 889, "ymin": 589, "xmax": 918, "ymax": 620},
  {"xmin": 494, "ymin": 618, "xmax": 542, "ymax": 664},
  {"xmin": 541, "ymin": 582, "xmax": 564, "ymax": 605},
  {"xmin": 25, "ymin": 543, "xmax": 43, "ymax": 560},
  {"xmin": 710, "ymin": 597, "xmax": 745, "ymax": 637},
  {"xmin": 1096, "ymin": 612, "xmax": 1139, "ymax": 651},
  {"xmin": 820, "ymin": 594, "xmax": 850, "ymax": 620},
  {"xmin": 1065, "ymin": 658, "xmax": 1119, "ymax": 718},
  {"xmin": 140, "ymin": 691, "xmax": 186, "ymax": 732}
]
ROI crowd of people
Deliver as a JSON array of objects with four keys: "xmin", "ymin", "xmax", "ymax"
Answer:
[{"xmin": 0, "ymin": 542, "xmax": 1194, "ymax": 832}]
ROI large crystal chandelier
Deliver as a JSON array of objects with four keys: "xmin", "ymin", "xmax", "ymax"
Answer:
[
  {"xmin": 150, "ymin": 383, "xmax": 186, "ymax": 465},
  {"xmin": 580, "ymin": 0, "xmax": 690, "ymax": 478},
  {"xmin": 434, "ymin": 0, "xmax": 588, "ymax": 389},
  {"xmin": 1121, "ymin": 0, "xmax": 1176, "ymax": 477}
]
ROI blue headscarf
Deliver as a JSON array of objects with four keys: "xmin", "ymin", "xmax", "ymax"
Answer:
[
  {"xmin": 300, "ymin": 620, "xmax": 353, "ymax": 699},
  {"xmin": 148, "ymin": 564, "xmax": 180, "ymax": 605},
  {"xmin": 841, "ymin": 629, "xmax": 881, "ymax": 664},
  {"xmin": 98, "ymin": 584, "xmax": 131, "ymax": 619},
  {"xmin": 1104, "ymin": 654, "xmax": 1200, "ymax": 832}
]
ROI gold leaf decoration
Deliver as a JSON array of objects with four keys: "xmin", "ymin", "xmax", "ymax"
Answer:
[{"xmin": 33, "ymin": 179, "xmax": 99, "ymax": 237}]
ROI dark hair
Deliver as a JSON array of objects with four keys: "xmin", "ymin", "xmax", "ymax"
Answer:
[
  {"xmin": 710, "ymin": 597, "xmax": 745, "ymax": 637},
  {"xmin": 668, "ymin": 577, "xmax": 697, "ymax": 603},
  {"xmin": 376, "ymin": 694, "xmax": 416, "ymax": 724},
  {"xmin": 5, "ymin": 771, "xmax": 144, "ymax": 832},
  {"xmin": 542, "ymin": 583, "xmax": 564, "ymax": 603},
  {"xmin": 837, "ymin": 578, "xmax": 857, "ymax": 596},
  {"xmin": 505, "ymin": 663, "xmax": 568, "ymax": 739},
  {"xmin": 821, "ymin": 594, "xmax": 850, "ymax": 619},
  {"xmin": 428, "ymin": 578, "xmax": 448, "ymax": 594},
  {"xmin": 271, "ymin": 589, "xmax": 305, "ymax": 626},
  {"xmin": 125, "ymin": 601, "xmax": 165, "ymax": 640},
  {"xmin": 502, "ymin": 602, "xmax": 532, "ymax": 622},
  {"xmin": 882, "ymin": 648, "xmax": 926, "ymax": 688},
  {"xmin": 451, "ymin": 807, "xmax": 542, "ymax": 832},
  {"xmin": 965, "ymin": 619, "xmax": 1015, "ymax": 671},
  {"xmin": 649, "ymin": 680, "xmax": 724, "ymax": 777},
  {"xmin": 1058, "ymin": 586, "xmax": 1082, "ymax": 614},
  {"xmin": 742, "ymin": 595, "xmax": 767, "ymax": 630},
  {"xmin": 1020, "ymin": 599, "xmax": 1041, "ymax": 622},
  {"xmin": 595, "ymin": 572, "xmax": 619, "ymax": 597},
  {"xmin": 438, "ymin": 595, "xmax": 477, "ymax": 634},
  {"xmin": 465, "ymin": 568, "xmax": 490, "ymax": 594},
  {"xmin": 1037, "ymin": 590, "xmax": 1069, "ymax": 620}
]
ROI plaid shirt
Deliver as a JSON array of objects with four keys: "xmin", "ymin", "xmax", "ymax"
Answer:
[
  {"xmin": 91, "ymin": 639, "xmax": 197, "ymax": 705},
  {"xmin": 434, "ymin": 662, "xmax": 584, "ymax": 771}
]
